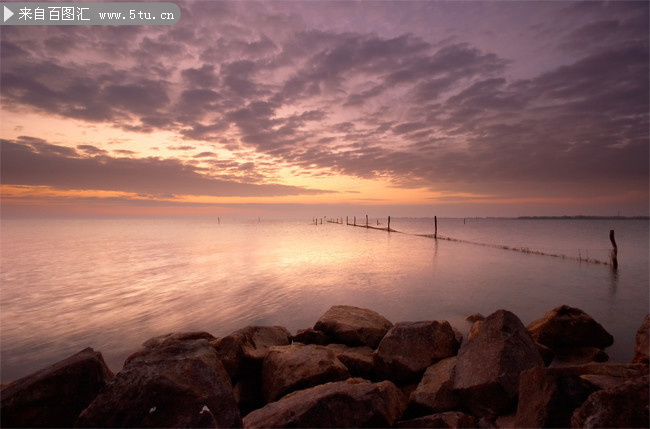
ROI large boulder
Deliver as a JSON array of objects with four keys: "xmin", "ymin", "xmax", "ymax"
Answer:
[
  {"xmin": 76, "ymin": 335, "xmax": 242, "ymax": 428},
  {"xmin": 633, "ymin": 314, "xmax": 649, "ymax": 364},
  {"xmin": 396, "ymin": 411, "xmax": 477, "ymax": 428},
  {"xmin": 261, "ymin": 344, "xmax": 350, "ymax": 402},
  {"xmin": 515, "ymin": 366, "xmax": 598, "ymax": 428},
  {"xmin": 454, "ymin": 309, "xmax": 544, "ymax": 417},
  {"xmin": 375, "ymin": 321, "xmax": 461, "ymax": 382},
  {"xmin": 571, "ymin": 375, "xmax": 649, "ymax": 428},
  {"xmin": 293, "ymin": 328, "xmax": 331, "ymax": 346},
  {"xmin": 1, "ymin": 348, "xmax": 113, "ymax": 428},
  {"xmin": 409, "ymin": 357, "xmax": 461, "ymax": 414},
  {"xmin": 326, "ymin": 343, "xmax": 375, "ymax": 378},
  {"xmin": 314, "ymin": 305, "xmax": 393, "ymax": 348},
  {"xmin": 243, "ymin": 378, "xmax": 407, "ymax": 428},
  {"xmin": 212, "ymin": 326, "xmax": 291, "ymax": 380},
  {"xmin": 527, "ymin": 305, "xmax": 613, "ymax": 350}
]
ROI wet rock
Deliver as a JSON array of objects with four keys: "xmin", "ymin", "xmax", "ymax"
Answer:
[
  {"xmin": 293, "ymin": 328, "xmax": 331, "ymax": 346},
  {"xmin": 551, "ymin": 346, "xmax": 608, "ymax": 366},
  {"xmin": 314, "ymin": 305, "xmax": 393, "ymax": 348},
  {"xmin": 527, "ymin": 305, "xmax": 613, "ymax": 350},
  {"xmin": 571, "ymin": 375, "xmax": 649, "ymax": 428},
  {"xmin": 1, "ymin": 348, "xmax": 113, "ymax": 428},
  {"xmin": 397, "ymin": 411, "xmax": 477, "ymax": 428},
  {"xmin": 515, "ymin": 366, "xmax": 598, "ymax": 428},
  {"xmin": 76, "ymin": 336, "xmax": 241, "ymax": 428},
  {"xmin": 326, "ymin": 343, "xmax": 375, "ymax": 378},
  {"xmin": 633, "ymin": 314, "xmax": 649, "ymax": 364},
  {"xmin": 409, "ymin": 357, "xmax": 460, "ymax": 414},
  {"xmin": 375, "ymin": 321, "xmax": 461, "ymax": 382},
  {"xmin": 212, "ymin": 326, "xmax": 291, "ymax": 380},
  {"xmin": 243, "ymin": 378, "xmax": 407, "ymax": 428},
  {"xmin": 454, "ymin": 309, "xmax": 544, "ymax": 417},
  {"xmin": 261, "ymin": 343, "xmax": 350, "ymax": 402}
]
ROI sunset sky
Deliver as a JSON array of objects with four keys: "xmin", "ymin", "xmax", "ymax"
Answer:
[{"xmin": 1, "ymin": 0, "xmax": 648, "ymax": 218}]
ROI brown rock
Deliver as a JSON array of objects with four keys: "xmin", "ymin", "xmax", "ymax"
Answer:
[
  {"xmin": 142, "ymin": 331, "xmax": 216, "ymax": 348},
  {"xmin": 375, "ymin": 321, "xmax": 461, "ymax": 382},
  {"xmin": 633, "ymin": 314, "xmax": 649, "ymax": 364},
  {"xmin": 467, "ymin": 320, "xmax": 482, "ymax": 341},
  {"xmin": 261, "ymin": 344, "xmax": 350, "ymax": 402},
  {"xmin": 527, "ymin": 305, "xmax": 613, "ymax": 350},
  {"xmin": 0, "ymin": 348, "xmax": 113, "ymax": 428},
  {"xmin": 314, "ymin": 305, "xmax": 393, "ymax": 348},
  {"xmin": 536, "ymin": 342, "xmax": 555, "ymax": 366},
  {"xmin": 571, "ymin": 375, "xmax": 649, "ymax": 428},
  {"xmin": 233, "ymin": 376, "xmax": 264, "ymax": 417},
  {"xmin": 454, "ymin": 309, "xmax": 544, "ymax": 417},
  {"xmin": 212, "ymin": 326, "xmax": 291, "ymax": 379},
  {"xmin": 75, "ymin": 336, "xmax": 242, "ymax": 428},
  {"xmin": 551, "ymin": 346, "xmax": 608, "ymax": 366},
  {"xmin": 292, "ymin": 328, "xmax": 331, "ymax": 345},
  {"xmin": 397, "ymin": 411, "xmax": 477, "ymax": 428},
  {"xmin": 465, "ymin": 313, "xmax": 485, "ymax": 323},
  {"xmin": 326, "ymin": 343, "xmax": 375, "ymax": 378},
  {"xmin": 243, "ymin": 378, "xmax": 407, "ymax": 428},
  {"xmin": 409, "ymin": 357, "xmax": 461, "ymax": 414},
  {"xmin": 515, "ymin": 366, "xmax": 598, "ymax": 428},
  {"xmin": 551, "ymin": 362, "xmax": 648, "ymax": 378}
]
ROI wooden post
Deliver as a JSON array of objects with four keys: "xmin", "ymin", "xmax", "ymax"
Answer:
[
  {"xmin": 366, "ymin": 214, "xmax": 368, "ymax": 228},
  {"xmin": 218, "ymin": 217, "xmax": 220, "ymax": 225},
  {"xmin": 388, "ymin": 216, "xmax": 391, "ymax": 232},
  {"xmin": 346, "ymin": 216, "xmax": 348, "ymax": 225},
  {"xmin": 354, "ymin": 216, "xmax": 356, "ymax": 226},
  {"xmin": 376, "ymin": 219, "xmax": 379, "ymax": 226},
  {"xmin": 609, "ymin": 229, "xmax": 618, "ymax": 269},
  {"xmin": 434, "ymin": 216, "xmax": 438, "ymax": 239}
]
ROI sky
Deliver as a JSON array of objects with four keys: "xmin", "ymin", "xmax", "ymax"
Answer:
[{"xmin": 1, "ymin": 0, "xmax": 648, "ymax": 218}]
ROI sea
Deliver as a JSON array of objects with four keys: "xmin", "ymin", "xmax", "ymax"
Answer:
[{"xmin": 1, "ymin": 217, "xmax": 648, "ymax": 382}]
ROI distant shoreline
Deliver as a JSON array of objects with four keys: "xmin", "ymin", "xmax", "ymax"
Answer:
[{"xmin": 516, "ymin": 216, "xmax": 649, "ymax": 220}]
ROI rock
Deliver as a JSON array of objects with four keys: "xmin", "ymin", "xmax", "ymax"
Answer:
[
  {"xmin": 454, "ymin": 309, "xmax": 544, "ymax": 417},
  {"xmin": 261, "ymin": 344, "xmax": 350, "ymax": 402},
  {"xmin": 326, "ymin": 343, "xmax": 375, "ymax": 378},
  {"xmin": 515, "ymin": 366, "xmax": 598, "ymax": 428},
  {"xmin": 293, "ymin": 328, "xmax": 331, "ymax": 345},
  {"xmin": 233, "ymin": 376, "xmax": 264, "ymax": 417},
  {"xmin": 552, "ymin": 362, "xmax": 648, "ymax": 379},
  {"xmin": 633, "ymin": 314, "xmax": 649, "ymax": 364},
  {"xmin": 409, "ymin": 357, "xmax": 461, "ymax": 414},
  {"xmin": 551, "ymin": 346, "xmax": 608, "ymax": 366},
  {"xmin": 0, "ymin": 347, "xmax": 113, "ymax": 428},
  {"xmin": 466, "ymin": 313, "xmax": 485, "ymax": 323},
  {"xmin": 243, "ymin": 378, "xmax": 407, "ymax": 428},
  {"xmin": 314, "ymin": 305, "xmax": 393, "ymax": 348},
  {"xmin": 527, "ymin": 305, "xmax": 613, "ymax": 350},
  {"xmin": 536, "ymin": 342, "xmax": 555, "ymax": 366},
  {"xmin": 212, "ymin": 326, "xmax": 291, "ymax": 380},
  {"xmin": 397, "ymin": 411, "xmax": 477, "ymax": 428},
  {"xmin": 571, "ymin": 375, "xmax": 649, "ymax": 428},
  {"xmin": 467, "ymin": 320, "xmax": 482, "ymax": 341},
  {"xmin": 375, "ymin": 321, "xmax": 461, "ymax": 382},
  {"xmin": 142, "ymin": 331, "xmax": 216, "ymax": 348},
  {"xmin": 76, "ymin": 336, "xmax": 242, "ymax": 428}
]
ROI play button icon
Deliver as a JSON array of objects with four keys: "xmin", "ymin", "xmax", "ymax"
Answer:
[{"xmin": 4, "ymin": 5, "xmax": 14, "ymax": 22}]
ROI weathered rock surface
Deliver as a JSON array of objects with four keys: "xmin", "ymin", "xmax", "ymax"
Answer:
[
  {"xmin": 467, "ymin": 320, "xmax": 482, "ymax": 341},
  {"xmin": 527, "ymin": 305, "xmax": 613, "ymax": 350},
  {"xmin": 375, "ymin": 321, "xmax": 461, "ymax": 382},
  {"xmin": 633, "ymin": 314, "xmax": 649, "ymax": 364},
  {"xmin": 571, "ymin": 375, "xmax": 649, "ymax": 428},
  {"xmin": 454, "ymin": 309, "xmax": 544, "ymax": 416},
  {"xmin": 1, "ymin": 348, "xmax": 113, "ymax": 428},
  {"xmin": 293, "ymin": 328, "xmax": 331, "ymax": 346},
  {"xmin": 550, "ymin": 346, "xmax": 608, "ymax": 366},
  {"xmin": 76, "ymin": 336, "xmax": 242, "ymax": 428},
  {"xmin": 397, "ymin": 411, "xmax": 477, "ymax": 428},
  {"xmin": 261, "ymin": 343, "xmax": 350, "ymax": 402},
  {"xmin": 515, "ymin": 366, "xmax": 598, "ymax": 428},
  {"xmin": 212, "ymin": 326, "xmax": 291, "ymax": 380},
  {"xmin": 314, "ymin": 305, "xmax": 393, "ymax": 348},
  {"xmin": 409, "ymin": 357, "xmax": 460, "ymax": 414},
  {"xmin": 326, "ymin": 343, "xmax": 375, "ymax": 378},
  {"xmin": 243, "ymin": 378, "xmax": 407, "ymax": 428}
]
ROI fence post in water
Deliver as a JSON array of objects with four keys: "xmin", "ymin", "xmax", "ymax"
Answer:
[
  {"xmin": 434, "ymin": 216, "xmax": 438, "ymax": 239},
  {"xmin": 366, "ymin": 215, "xmax": 369, "ymax": 228},
  {"xmin": 388, "ymin": 216, "xmax": 391, "ymax": 232},
  {"xmin": 609, "ymin": 229, "xmax": 618, "ymax": 269},
  {"xmin": 346, "ymin": 216, "xmax": 348, "ymax": 225}
]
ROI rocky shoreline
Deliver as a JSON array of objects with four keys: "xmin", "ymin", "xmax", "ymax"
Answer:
[{"xmin": 1, "ymin": 304, "xmax": 648, "ymax": 428}]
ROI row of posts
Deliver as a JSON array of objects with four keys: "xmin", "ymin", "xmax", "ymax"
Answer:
[{"xmin": 313, "ymin": 215, "xmax": 438, "ymax": 238}]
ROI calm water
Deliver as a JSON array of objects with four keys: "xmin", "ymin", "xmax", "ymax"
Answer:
[{"xmin": 1, "ymin": 217, "xmax": 648, "ymax": 382}]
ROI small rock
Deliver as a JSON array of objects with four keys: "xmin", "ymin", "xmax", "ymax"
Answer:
[
  {"xmin": 571, "ymin": 375, "xmax": 649, "ymax": 428},
  {"xmin": 454, "ymin": 309, "xmax": 544, "ymax": 417},
  {"xmin": 632, "ymin": 314, "xmax": 649, "ymax": 364},
  {"xmin": 243, "ymin": 378, "xmax": 407, "ymax": 428},
  {"xmin": 467, "ymin": 320, "xmax": 482, "ymax": 341},
  {"xmin": 0, "ymin": 348, "xmax": 113, "ymax": 428},
  {"xmin": 326, "ymin": 343, "xmax": 375, "ymax": 378},
  {"xmin": 409, "ymin": 357, "xmax": 461, "ymax": 414},
  {"xmin": 292, "ymin": 328, "xmax": 331, "ymax": 345},
  {"xmin": 466, "ymin": 313, "xmax": 485, "ymax": 323},
  {"xmin": 375, "ymin": 320, "xmax": 460, "ymax": 382},
  {"xmin": 261, "ymin": 344, "xmax": 350, "ymax": 402},
  {"xmin": 527, "ymin": 305, "xmax": 613, "ymax": 350},
  {"xmin": 396, "ymin": 411, "xmax": 477, "ymax": 428},
  {"xmin": 314, "ymin": 305, "xmax": 393, "ymax": 348}
]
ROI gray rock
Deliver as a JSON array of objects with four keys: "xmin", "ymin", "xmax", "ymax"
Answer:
[
  {"xmin": 454, "ymin": 309, "xmax": 544, "ymax": 417},
  {"xmin": 76, "ymin": 336, "xmax": 241, "ymax": 428},
  {"xmin": 1, "ymin": 347, "xmax": 113, "ymax": 428},
  {"xmin": 375, "ymin": 320, "xmax": 461, "ymax": 382},
  {"xmin": 314, "ymin": 305, "xmax": 393, "ymax": 348},
  {"xmin": 243, "ymin": 378, "xmax": 407, "ymax": 428},
  {"xmin": 633, "ymin": 314, "xmax": 649, "ymax": 364},
  {"xmin": 409, "ymin": 357, "xmax": 461, "ymax": 414},
  {"xmin": 527, "ymin": 305, "xmax": 613, "ymax": 350},
  {"xmin": 261, "ymin": 344, "xmax": 350, "ymax": 402},
  {"xmin": 397, "ymin": 411, "xmax": 477, "ymax": 428}
]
